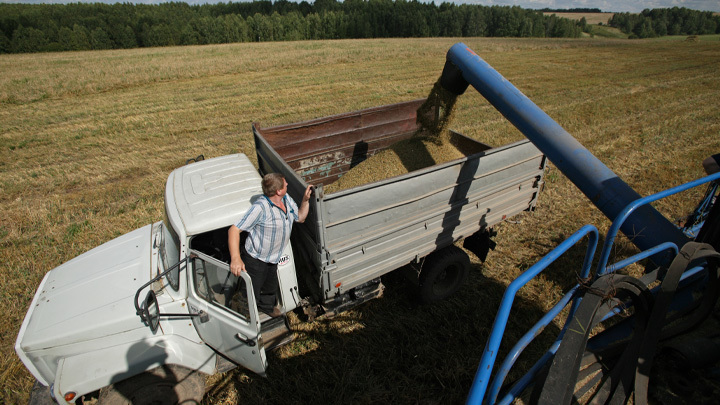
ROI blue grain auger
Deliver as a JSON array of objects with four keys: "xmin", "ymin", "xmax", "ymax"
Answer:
[{"xmin": 439, "ymin": 43, "xmax": 720, "ymax": 404}]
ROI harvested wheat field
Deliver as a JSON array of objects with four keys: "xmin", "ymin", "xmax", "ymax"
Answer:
[
  {"xmin": 545, "ymin": 12, "xmax": 614, "ymax": 25},
  {"xmin": 2, "ymin": 37, "xmax": 720, "ymax": 404}
]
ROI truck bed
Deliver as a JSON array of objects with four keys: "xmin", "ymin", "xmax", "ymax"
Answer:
[{"xmin": 253, "ymin": 99, "xmax": 546, "ymax": 303}]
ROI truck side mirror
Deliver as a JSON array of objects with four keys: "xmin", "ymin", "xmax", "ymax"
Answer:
[
  {"xmin": 137, "ymin": 284, "xmax": 206, "ymax": 332},
  {"xmin": 143, "ymin": 290, "xmax": 161, "ymax": 333},
  {"xmin": 134, "ymin": 256, "xmax": 207, "ymax": 330}
]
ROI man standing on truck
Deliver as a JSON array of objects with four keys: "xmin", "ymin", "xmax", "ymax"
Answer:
[{"xmin": 228, "ymin": 173, "xmax": 313, "ymax": 317}]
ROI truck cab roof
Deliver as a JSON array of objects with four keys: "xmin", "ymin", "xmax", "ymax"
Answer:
[{"xmin": 166, "ymin": 153, "xmax": 263, "ymax": 236}]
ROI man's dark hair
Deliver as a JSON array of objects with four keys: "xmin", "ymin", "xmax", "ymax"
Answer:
[{"xmin": 262, "ymin": 173, "xmax": 285, "ymax": 197}]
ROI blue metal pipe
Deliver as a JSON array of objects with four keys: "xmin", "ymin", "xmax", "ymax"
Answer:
[
  {"xmin": 443, "ymin": 43, "xmax": 688, "ymax": 264},
  {"xmin": 488, "ymin": 286, "xmax": 577, "ymax": 404}
]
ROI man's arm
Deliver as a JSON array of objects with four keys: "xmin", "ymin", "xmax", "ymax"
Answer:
[
  {"xmin": 297, "ymin": 185, "xmax": 313, "ymax": 223},
  {"xmin": 228, "ymin": 225, "xmax": 245, "ymax": 276}
]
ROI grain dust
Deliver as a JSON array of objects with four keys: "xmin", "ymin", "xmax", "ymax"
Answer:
[{"xmin": 324, "ymin": 79, "xmax": 466, "ymax": 194}]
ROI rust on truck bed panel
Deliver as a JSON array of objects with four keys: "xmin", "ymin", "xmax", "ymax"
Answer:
[{"xmin": 253, "ymin": 99, "xmax": 491, "ymax": 188}]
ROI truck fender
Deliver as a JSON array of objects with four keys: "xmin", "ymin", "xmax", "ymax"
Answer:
[
  {"xmin": 98, "ymin": 364, "xmax": 206, "ymax": 404},
  {"xmin": 28, "ymin": 380, "xmax": 55, "ymax": 405},
  {"xmin": 49, "ymin": 336, "xmax": 216, "ymax": 403}
]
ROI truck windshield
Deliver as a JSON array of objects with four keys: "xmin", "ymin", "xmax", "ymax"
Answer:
[{"xmin": 160, "ymin": 222, "xmax": 181, "ymax": 291}]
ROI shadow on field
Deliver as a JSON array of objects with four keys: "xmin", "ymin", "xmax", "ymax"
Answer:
[{"xmin": 205, "ymin": 262, "xmax": 564, "ymax": 404}]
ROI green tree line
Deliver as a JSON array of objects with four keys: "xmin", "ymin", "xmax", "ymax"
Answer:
[
  {"xmin": 609, "ymin": 7, "xmax": 720, "ymax": 38},
  {"xmin": 0, "ymin": 0, "xmax": 586, "ymax": 53}
]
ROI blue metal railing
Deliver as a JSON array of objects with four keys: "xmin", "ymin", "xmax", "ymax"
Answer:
[
  {"xmin": 596, "ymin": 172, "xmax": 720, "ymax": 276},
  {"xmin": 466, "ymin": 224, "xmax": 599, "ymax": 404}
]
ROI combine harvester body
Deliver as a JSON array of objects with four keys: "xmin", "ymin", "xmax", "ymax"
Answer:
[{"xmin": 441, "ymin": 43, "xmax": 720, "ymax": 404}]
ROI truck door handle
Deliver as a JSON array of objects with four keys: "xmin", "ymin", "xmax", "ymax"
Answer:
[{"xmin": 236, "ymin": 333, "xmax": 256, "ymax": 347}]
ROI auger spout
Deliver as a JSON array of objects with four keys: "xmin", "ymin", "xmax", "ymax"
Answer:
[{"xmin": 441, "ymin": 43, "xmax": 688, "ymax": 265}]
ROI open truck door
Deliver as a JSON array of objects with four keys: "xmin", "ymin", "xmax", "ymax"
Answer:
[{"xmin": 186, "ymin": 250, "xmax": 268, "ymax": 376}]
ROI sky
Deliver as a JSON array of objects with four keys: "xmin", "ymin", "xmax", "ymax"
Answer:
[{"xmin": 1, "ymin": 0, "xmax": 719, "ymax": 13}]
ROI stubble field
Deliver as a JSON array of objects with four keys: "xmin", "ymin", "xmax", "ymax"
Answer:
[
  {"xmin": 2, "ymin": 37, "xmax": 720, "ymax": 404},
  {"xmin": 544, "ymin": 11, "xmax": 614, "ymax": 25}
]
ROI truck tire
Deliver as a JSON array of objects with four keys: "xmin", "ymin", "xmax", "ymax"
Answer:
[
  {"xmin": 28, "ymin": 380, "xmax": 55, "ymax": 405},
  {"xmin": 419, "ymin": 245, "xmax": 470, "ymax": 303},
  {"xmin": 98, "ymin": 365, "xmax": 205, "ymax": 405}
]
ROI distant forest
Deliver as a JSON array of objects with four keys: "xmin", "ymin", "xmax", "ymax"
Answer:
[
  {"xmin": 1, "ymin": 0, "xmax": 587, "ymax": 53},
  {"xmin": 609, "ymin": 7, "xmax": 720, "ymax": 38},
  {"xmin": 1, "ymin": 2, "xmax": 717, "ymax": 54}
]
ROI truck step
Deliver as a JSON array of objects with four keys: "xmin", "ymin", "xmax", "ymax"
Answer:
[{"xmin": 260, "ymin": 315, "xmax": 294, "ymax": 351}]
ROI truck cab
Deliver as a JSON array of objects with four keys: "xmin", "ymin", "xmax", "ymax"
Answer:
[{"xmin": 16, "ymin": 153, "xmax": 295, "ymax": 403}]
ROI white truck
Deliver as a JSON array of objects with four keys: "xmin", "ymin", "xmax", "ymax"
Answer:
[{"xmin": 16, "ymin": 99, "xmax": 546, "ymax": 404}]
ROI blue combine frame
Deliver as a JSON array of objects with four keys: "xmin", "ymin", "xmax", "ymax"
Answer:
[
  {"xmin": 466, "ymin": 172, "xmax": 720, "ymax": 404},
  {"xmin": 436, "ymin": 42, "xmax": 720, "ymax": 404}
]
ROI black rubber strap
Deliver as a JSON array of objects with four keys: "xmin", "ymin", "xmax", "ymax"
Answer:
[
  {"xmin": 534, "ymin": 242, "xmax": 720, "ymax": 405},
  {"xmin": 634, "ymin": 242, "xmax": 720, "ymax": 404},
  {"xmin": 536, "ymin": 274, "xmax": 654, "ymax": 405}
]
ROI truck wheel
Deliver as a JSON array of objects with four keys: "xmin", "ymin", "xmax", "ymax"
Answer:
[
  {"xmin": 29, "ymin": 380, "xmax": 55, "ymax": 405},
  {"xmin": 419, "ymin": 245, "xmax": 470, "ymax": 303},
  {"xmin": 98, "ymin": 365, "xmax": 205, "ymax": 405}
]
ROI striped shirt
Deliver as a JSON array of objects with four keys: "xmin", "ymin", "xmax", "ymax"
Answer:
[{"xmin": 235, "ymin": 194, "xmax": 299, "ymax": 264}]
